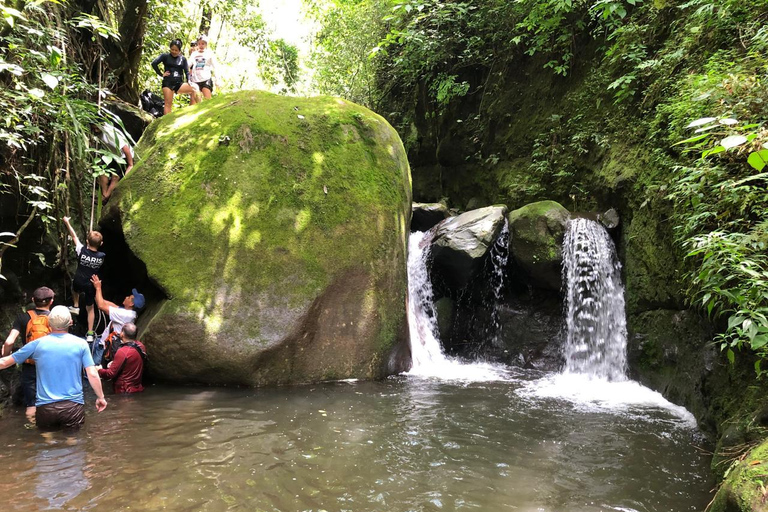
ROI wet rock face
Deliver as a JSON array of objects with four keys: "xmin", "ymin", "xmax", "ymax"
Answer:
[
  {"xmin": 104, "ymin": 91, "xmax": 412, "ymax": 386},
  {"xmin": 507, "ymin": 200, "xmax": 570, "ymax": 291},
  {"xmin": 411, "ymin": 202, "xmax": 450, "ymax": 232},
  {"xmin": 430, "ymin": 205, "xmax": 508, "ymax": 291}
]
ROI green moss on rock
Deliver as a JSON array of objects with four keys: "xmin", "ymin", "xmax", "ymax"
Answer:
[
  {"xmin": 711, "ymin": 439, "xmax": 768, "ymax": 512},
  {"xmin": 507, "ymin": 200, "xmax": 570, "ymax": 290},
  {"xmin": 105, "ymin": 91, "xmax": 412, "ymax": 386}
]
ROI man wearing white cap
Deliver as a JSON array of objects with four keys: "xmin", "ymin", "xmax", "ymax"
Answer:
[{"xmin": 0, "ymin": 306, "xmax": 107, "ymax": 429}]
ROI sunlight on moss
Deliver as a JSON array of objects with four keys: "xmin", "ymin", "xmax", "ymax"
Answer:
[
  {"xmin": 167, "ymin": 109, "xmax": 207, "ymax": 133},
  {"xmin": 245, "ymin": 230, "xmax": 262, "ymax": 249},
  {"xmin": 295, "ymin": 208, "xmax": 311, "ymax": 233},
  {"xmin": 246, "ymin": 203, "xmax": 260, "ymax": 218},
  {"xmin": 204, "ymin": 312, "xmax": 223, "ymax": 336},
  {"xmin": 312, "ymin": 152, "xmax": 324, "ymax": 178},
  {"xmin": 129, "ymin": 197, "xmax": 144, "ymax": 214},
  {"xmin": 208, "ymin": 192, "xmax": 243, "ymax": 242},
  {"xmin": 231, "ymin": 213, "xmax": 243, "ymax": 243},
  {"xmin": 398, "ymin": 211, "xmax": 407, "ymax": 251}
]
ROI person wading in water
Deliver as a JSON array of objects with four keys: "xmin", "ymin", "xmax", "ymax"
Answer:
[
  {"xmin": 0, "ymin": 306, "xmax": 107, "ymax": 430},
  {"xmin": 2, "ymin": 286, "xmax": 55, "ymax": 422},
  {"xmin": 98, "ymin": 322, "xmax": 147, "ymax": 394}
]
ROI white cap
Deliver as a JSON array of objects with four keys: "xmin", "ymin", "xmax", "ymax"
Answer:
[{"xmin": 48, "ymin": 305, "xmax": 72, "ymax": 330}]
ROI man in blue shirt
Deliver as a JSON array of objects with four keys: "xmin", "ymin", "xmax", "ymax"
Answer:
[{"xmin": 0, "ymin": 306, "xmax": 107, "ymax": 429}]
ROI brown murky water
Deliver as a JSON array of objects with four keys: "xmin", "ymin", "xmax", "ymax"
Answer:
[{"xmin": 0, "ymin": 373, "xmax": 712, "ymax": 512}]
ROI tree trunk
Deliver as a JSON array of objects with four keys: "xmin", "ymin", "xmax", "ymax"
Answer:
[
  {"xmin": 107, "ymin": 0, "xmax": 149, "ymax": 104},
  {"xmin": 199, "ymin": 3, "xmax": 213, "ymax": 35},
  {"xmin": 69, "ymin": 0, "xmax": 148, "ymax": 104}
]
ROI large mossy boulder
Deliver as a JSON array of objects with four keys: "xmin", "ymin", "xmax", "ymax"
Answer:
[
  {"xmin": 508, "ymin": 200, "xmax": 570, "ymax": 291},
  {"xmin": 430, "ymin": 205, "xmax": 508, "ymax": 291},
  {"xmin": 104, "ymin": 91, "xmax": 412, "ymax": 386}
]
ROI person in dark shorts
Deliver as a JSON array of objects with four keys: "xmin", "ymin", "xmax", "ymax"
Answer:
[
  {"xmin": 91, "ymin": 122, "xmax": 134, "ymax": 205},
  {"xmin": 63, "ymin": 216, "xmax": 105, "ymax": 344},
  {"xmin": 151, "ymin": 38, "xmax": 200, "ymax": 114},
  {"xmin": 1, "ymin": 287, "xmax": 55, "ymax": 422},
  {"xmin": 98, "ymin": 322, "xmax": 146, "ymax": 394},
  {"xmin": 188, "ymin": 35, "xmax": 217, "ymax": 101},
  {"xmin": 0, "ymin": 306, "xmax": 107, "ymax": 430}
]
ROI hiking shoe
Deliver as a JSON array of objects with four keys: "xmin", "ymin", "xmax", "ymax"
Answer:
[
  {"xmin": 68, "ymin": 306, "xmax": 80, "ymax": 316},
  {"xmin": 85, "ymin": 332, "xmax": 95, "ymax": 343}
]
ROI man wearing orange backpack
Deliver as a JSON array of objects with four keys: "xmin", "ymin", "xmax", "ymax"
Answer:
[{"xmin": 1, "ymin": 287, "xmax": 55, "ymax": 421}]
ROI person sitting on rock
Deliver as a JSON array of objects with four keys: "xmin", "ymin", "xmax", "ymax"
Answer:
[
  {"xmin": 0, "ymin": 305, "xmax": 107, "ymax": 430},
  {"xmin": 63, "ymin": 216, "xmax": 105, "ymax": 344},
  {"xmin": 98, "ymin": 322, "xmax": 146, "ymax": 394},
  {"xmin": 1, "ymin": 286, "xmax": 55, "ymax": 422},
  {"xmin": 90, "ymin": 275, "xmax": 145, "ymax": 366}
]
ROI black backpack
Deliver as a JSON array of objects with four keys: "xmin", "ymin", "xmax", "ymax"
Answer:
[{"xmin": 140, "ymin": 90, "xmax": 165, "ymax": 118}]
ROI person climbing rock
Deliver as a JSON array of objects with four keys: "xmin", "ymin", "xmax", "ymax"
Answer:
[
  {"xmin": 93, "ymin": 122, "xmax": 134, "ymax": 205},
  {"xmin": 90, "ymin": 275, "xmax": 144, "ymax": 366},
  {"xmin": 98, "ymin": 322, "xmax": 146, "ymax": 394},
  {"xmin": 1, "ymin": 286, "xmax": 55, "ymax": 422},
  {"xmin": 188, "ymin": 35, "xmax": 217, "ymax": 102},
  {"xmin": 151, "ymin": 38, "xmax": 200, "ymax": 114},
  {"xmin": 0, "ymin": 306, "xmax": 107, "ymax": 430},
  {"xmin": 63, "ymin": 216, "xmax": 104, "ymax": 344}
]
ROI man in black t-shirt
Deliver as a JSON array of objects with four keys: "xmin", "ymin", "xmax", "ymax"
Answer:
[{"xmin": 2, "ymin": 287, "xmax": 55, "ymax": 422}]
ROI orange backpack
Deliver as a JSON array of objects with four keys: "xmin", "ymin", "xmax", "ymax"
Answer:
[{"xmin": 24, "ymin": 310, "xmax": 51, "ymax": 364}]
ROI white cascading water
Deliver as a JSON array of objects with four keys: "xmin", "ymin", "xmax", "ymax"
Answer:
[
  {"xmin": 562, "ymin": 217, "xmax": 627, "ymax": 381},
  {"xmin": 406, "ymin": 231, "xmax": 507, "ymax": 381},
  {"xmin": 406, "ymin": 230, "xmax": 448, "ymax": 369},
  {"xmin": 522, "ymin": 217, "xmax": 695, "ymax": 424}
]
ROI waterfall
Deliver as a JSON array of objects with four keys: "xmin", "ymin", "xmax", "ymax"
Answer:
[
  {"xmin": 562, "ymin": 218, "xmax": 627, "ymax": 381},
  {"xmin": 486, "ymin": 221, "xmax": 509, "ymax": 347},
  {"xmin": 407, "ymin": 230, "xmax": 451, "ymax": 369},
  {"xmin": 406, "ymin": 231, "xmax": 508, "ymax": 381}
]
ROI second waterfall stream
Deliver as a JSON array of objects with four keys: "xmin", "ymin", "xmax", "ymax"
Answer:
[{"xmin": 405, "ymin": 230, "xmax": 508, "ymax": 381}]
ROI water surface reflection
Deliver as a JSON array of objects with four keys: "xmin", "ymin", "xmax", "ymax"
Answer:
[{"xmin": 0, "ymin": 374, "xmax": 712, "ymax": 511}]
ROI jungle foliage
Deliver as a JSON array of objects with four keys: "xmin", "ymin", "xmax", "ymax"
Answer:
[
  {"xmin": 0, "ymin": 0, "xmax": 300, "ymax": 287},
  {"xmin": 309, "ymin": 0, "xmax": 768, "ymax": 373}
]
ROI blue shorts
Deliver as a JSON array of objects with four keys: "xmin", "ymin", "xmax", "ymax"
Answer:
[{"xmin": 21, "ymin": 363, "xmax": 36, "ymax": 408}]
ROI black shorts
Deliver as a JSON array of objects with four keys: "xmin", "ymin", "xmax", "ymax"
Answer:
[
  {"xmin": 195, "ymin": 79, "xmax": 213, "ymax": 92},
  {"xmin": 162, "ymin": 79, "xmax": 183, "ymax": 93},
  {"xmin": 36, "ymin": 400, "xmax": 85, "ymax": 430},
  {"xmin": 106, "ymin": 158, "xmax": 126, "ymax": 179},
  {"xmin": 73, "ymin": 277, "xmax": 96, "ymax": 306},
  {"xmin": 21, "ymin": 363, "xmax": 36, "ymax": 408}
]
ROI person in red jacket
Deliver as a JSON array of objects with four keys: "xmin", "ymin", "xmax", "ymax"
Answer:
[{"xmin": 98, "ymin": 323, "xmax": 146, "ymax": 394}]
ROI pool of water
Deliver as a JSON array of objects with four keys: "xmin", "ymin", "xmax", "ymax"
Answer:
[{"xmin": 0, "ymin": 369, "xmax": 712, "ymax": 512}]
